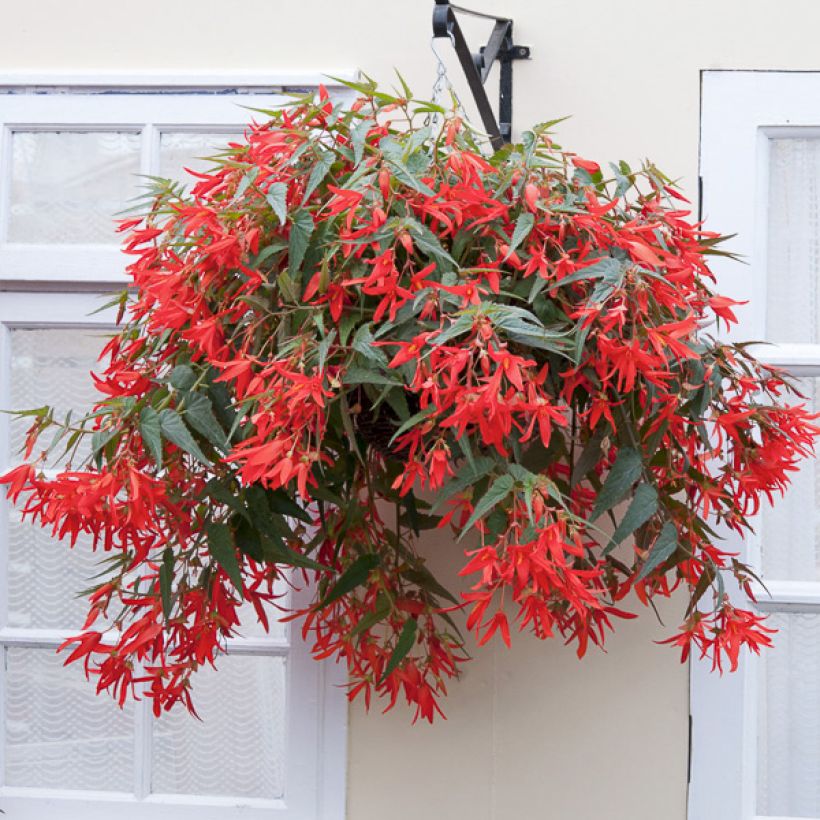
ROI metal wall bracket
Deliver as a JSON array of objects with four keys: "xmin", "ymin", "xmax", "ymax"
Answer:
[{"xmin": 432, "ymin": 0, "xmax": 530, "ymax": 150}]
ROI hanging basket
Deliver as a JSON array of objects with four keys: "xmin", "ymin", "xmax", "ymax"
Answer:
[{"xmin": 2, "ymin": 79, "xmax": 817, "ymax": 723}]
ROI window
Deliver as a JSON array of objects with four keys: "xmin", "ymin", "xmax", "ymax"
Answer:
[
  {"xmin": 0, "ymin": 78, "xmax": 352, "ymax": 820},
  {"xmin": 692, "ymin": 71, "xmax": 820, "ymax": 820}
]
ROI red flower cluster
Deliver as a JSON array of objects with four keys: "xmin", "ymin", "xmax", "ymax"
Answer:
[{"xmin": 2, "ymin": 80, "xmax": 817, "ymax": 722}]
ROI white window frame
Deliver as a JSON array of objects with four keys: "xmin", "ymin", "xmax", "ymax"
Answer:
[
  {"xmin": 0, "ymin": 76, "xmax": 356, "ymax": 820},
  {"xmin": 691, "ymin": 69, "xmax": 820, "ymax": 820}
]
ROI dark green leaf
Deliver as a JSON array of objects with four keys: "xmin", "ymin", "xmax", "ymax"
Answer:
[
  {"xmin": 591, "ymin": 447, "xmax": 643, "ymax": 520},
  {"xmin": 138, "ymin": 407, "xmax": 163, "ymax": 465},
  {"xmin": 301, "ymin": 149, "xmax": 334, "ymax": 204},
  {"xmin": 344, "ymin": 366, "xmax": 402, "ymax": 387},
  {"xmin": 288, "ymin": 209, "xmax": 315, "ymax": 275},
  {"xmin": 389, "ymin": 406, "xmax": 436, "ymax": 446},
  {"xmin": 318, "ymin": 553, "xmax": 379, "ymax": 608},
  {"xmin": 606, "ymin": 483, "xmax": 659, "ymax": 553},
  {"xmin": 205, "ymin": 478, "xmax": 247, "ymax": 517},
  {"xmin": 380, "ymin": 617, "xmax": 418, "ymax": 682},
  {"xmin": 317, "ymin": 329, "xmax": 336, "ymax": 372},
  {"xmin": 265, "ymin": 183, "xmax": 288, "ymax": 225},
  {"xmin": 505, "ymin": 212, "xmax": 534, "ymax": 259},
  {"xmin": 158, "ymin": 409, "xmax": 209, "ymax": 463},
  {"xmin": 351, "ymin": 593, "xmax": 391, "ymax": 636},
  {"xmin": 351, "ymin": 118, "xmax": 371, "ymax": 166},
  {"xmin": 159, "ymin": 547, "xmax": 174, "ymax": 619},
  {"xmin": 266, "ymin": 488, "xmax": 311, "ymax": 523},
  {"xmin": 206, "ymin": 522, "xmax": 244, "ymax": 594},
  {"xmin": 553, "ymin": 257, "xmax": 622, "ymax": 289},
  {"xmin": 352, "ymin": 324, "xmax": 389, "ymax": 367},
  {"xmin": 636, "ymin": 522, "xmax": 678, "ymax": 580},
  {"xmin": 570, "ymin": 431, "xmax": 604, "ymax": 488},
  {"xmin": 459, "ymin": 474, "xmax": 515, "ymax": 538},
  {"xmin": 169, "ymin": 364, "xmax": 196, "ymax": 391},
  {"xmin": 402, "ymin": 567, "xmax": 459, "ymax": 605},
  {"xmin": 434, "ymin": 456, "xmax": 497, "ymax": 508},
  {"xmin": 183, "ymin": 393, "xmax": 226, "ymax": 449}
]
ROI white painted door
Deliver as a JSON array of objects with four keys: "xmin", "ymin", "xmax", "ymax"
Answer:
[{"xmin": 692, "ymin": 70, "xmax": 820, "ymax": 820}]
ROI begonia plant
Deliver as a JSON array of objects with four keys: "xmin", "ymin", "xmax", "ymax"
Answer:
[{"xmin": 2, "ymin": 79, "xmax": 817, "ymax": 723}]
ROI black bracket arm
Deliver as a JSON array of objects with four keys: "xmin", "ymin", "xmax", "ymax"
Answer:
[{"xmin": 432, "ymin": 0, "xmax": 531, "ymax": 151}]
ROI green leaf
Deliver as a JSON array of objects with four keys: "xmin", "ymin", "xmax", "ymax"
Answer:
[
  {"xmin": 277, "ymin": 269, "xmax": 299, "ymax": 302},
  {"xmin": 206, "ymin": 522, "xmax": 244, "ymax": 595},
  {"xmin": 606, "ymin": 483, "xmax": 659, "ymax": 553},
  {"xmin": 636, "ymin": 521, "xmax": 678, "ymax": 580},
  {"xmin": 402, "ymin": 567, "xmax": 459, "ymax": 605},
  {"xmin": 380, "ymin": 617, "xmax": 418, "ymax": 682},
  {"xmin": 554, "ymin": 257, "xmax": 623, "ymax": 289},
  {"xmin": 351, "ymin": 118, "xmax": 371, "ymax": 166},
  {"xmin": 235, "ymin": 167, "xmax": 258, "ymax": 199},
  {"xmin": 459, "ymin": 474, "xmax": 515, "ymax": 539},
  {"xmin": 169, "ymin": 364, "xmax": 196, "ymax": 391},
  {"xmin": 159, "ymin": 547, "xmax": 174, "ymax": 619},
  {"xmin": 205, "ymin": 478, "xmax": 247, "ymax": 517},
  {"xmin": 265, "ymin": 182, "xmax": 288, "ymax": 224},
  {"xmin": 318, "ymin": 553, "xmax": 379, "ymax": 608},
  {"xmin": 301, "ymin": 148, "xmax": 334, "ymax": 204},
  {"xmin": 591, "ymin": 447, "xmax": 642, "ymax": 521},
  {"xmin": 88, "ymin": 419, "xmax": 118, "ymax": 467},
  {"xmin": 288, "ymin": 209, "xmax": 315, "ymax": 275},
  {"xmin": 317, "ymin": 329, "xmax": 337, "ymax": 372},
  {"xmin": 158, "ymin": 409, "xmax": 209, "ymax": 464},
  {"xmin": 433, "ymin": 456, "xmax": 497, "ymax": 508},
  {"xmin": 265, "ymin": 488, "xmax": 311, "ymax": 523},
  {"xmin": 344, "ymin": 365, "xmax": 402, "ymax": 387},
  {"xmin": 352, "ymin": 324, "xmax": 389, "ymax": 367},
  {"xmin": 405, "ymin": 218, "xmax": 458, "ymax": 267},
  {"xmin": 389, "ymin": 406, "xmax": 436, "ymax": 445},
  {"xmin": 138, "ymin": 406, "xmax": 163, "ymax": 465},
  {"xmin": 350, "ymin": 593, "xmax": 391, "ymax": 637},
  {"xmin": 183, "ymin": 393, "xmax": 226, "ymax": 449},
  {"xmin": 505, "ymin": 212, "xmax": 534, "ymax": 259},
  {"xmin": 570, "ymin": 431, "xmax": 604, "ymax": 488}
]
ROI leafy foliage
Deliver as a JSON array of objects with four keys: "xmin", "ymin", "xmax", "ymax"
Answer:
[{"xmin": 2, "ymin": 79, "xmax": 816, "ymax": 723}]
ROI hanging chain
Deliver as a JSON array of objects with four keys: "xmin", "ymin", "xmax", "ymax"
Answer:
[{"xmin": 425, "ymin": 34, "xmax": 468, "ymax": 130}]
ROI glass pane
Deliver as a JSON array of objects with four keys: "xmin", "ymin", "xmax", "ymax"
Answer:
[
  {"xmin": 758, "ymin": 612, "xmax": 820, "ymax": 816},
  {"xmin": 8, "ymin": 131, "xmax": 141, "ymax": 244},
  {"xmin": 767, "ymin": 137, "xmax": 820, "ymax": 343},
  {"xmin": 8, "ymin": 327, "xmax": 105, "ymax": 468},
  {"xmin": 5, "ymin": 647, "xmax": 134, "ymax": 791},
  {"xmin": 760, "ymin": 377, "xmax": 820, "ymax": 580},
  {"xmin": 6, "ymin": 511, "xmax": 104, "ymax": 630},
  {"xmin": 151, "ymin": 654, "xmax": 286, "ymax": 799},
  {"xmin": 158, "ymin": 132, "xmax": 242, "ymax": 186}
]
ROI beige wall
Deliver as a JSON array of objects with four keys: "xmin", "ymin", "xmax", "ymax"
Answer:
[{"xmin": 3, "ymin": 2, "xmax": 817, "ymax": 816}]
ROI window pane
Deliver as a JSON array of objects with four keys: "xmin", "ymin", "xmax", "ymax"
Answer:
[
  {"xmin": 6, "ymin": 513, "xmax": 104, "ymax": 630},
  {"xmin": 8, "ymin": 131, "xmax": 141, "ymax": 244},
  {"xmin": 8, "ymin": 327, "xmax": 104, "ymax": 468},
  {"xmin": 760, "ymin": 376, "xmax": 820, "ymax": 580},
  {"xmin": 158, "ymin": 131, "xmax": 242, "ymax": 186},
  {"xmin": 151, "ymin": 654, "xmax": 286, "ymax": 799},
  {"xmin": 758, "ymin": 611, "xmax": 820, "ymax": 816},
  {"xmin": 5, "ymin": 647, "xmax": 134, "ymax": 791},
  {"xmin": 766, "ymin": 137, "xmax": 820, "ymax": 344}
]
